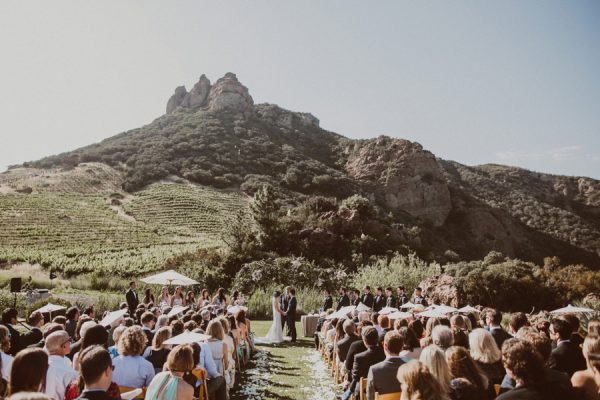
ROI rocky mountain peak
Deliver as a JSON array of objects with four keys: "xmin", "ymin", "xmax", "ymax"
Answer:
[{"xmin": 166, "ymin": 72, "xmax": 253, "ymax": 114}]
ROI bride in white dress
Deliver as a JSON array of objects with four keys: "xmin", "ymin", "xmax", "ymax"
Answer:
[{"xmin": 257, "ymin": 290, "xmax": 286, "ymax": 344}]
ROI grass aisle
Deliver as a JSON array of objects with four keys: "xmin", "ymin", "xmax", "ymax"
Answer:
[{"xmin": 230, "ymin": 320, "xmax": 338, "ymax": 400}]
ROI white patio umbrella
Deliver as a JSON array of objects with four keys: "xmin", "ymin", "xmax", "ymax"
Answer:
[
  {"xmin": 34, "ymin": 303, "xmax": 67, "ymax": 320},
  {"xmin": 458, "ymin": 305, "xmax": 479, "ymax": 313},
  {"xmin": 167, "ymin": 305, "xmax": 190, "ymax": 318},
  {"xmin": 141, "ymin": 270, "xmax": 199, "ymax": 286},
  {"xmin": 99, "ymin": 309, "xmax": 128, "ymax": 327},
  {"xmin": 164, "ymin": 331, "xmax": 211, "ymax": 345},
  {"xmin": 227, "ymin": 305, "xmax": 248, "ymax": 315},
  {"xmin": 427, "ymin": 304, "xmax": 458, "ymax": 314},
  {"xmin": 550, "ymin": 304, "xmax": 597, "ymax": 314},
  {"xmin": 399, "ymin": 302, "xmax": 417, "ymax": 310},
  {"xmin": 326, "ymin": 310, "xmax": 349, "ymax": 320},
  {"xmin": 355, "ymin": 303, "xmax": 371, "ymax": 312},
  {"xmin": 337, "ymin": 305, "xmax": 357, "ymax": 316},
  {"xmin": 379, "ymin": 307, "xmax": 399, "ymax": 315},
  {"xmin": 387, "ymin": 311, "xmax": 411, "ymax": 320},
  {"xmin": 417, "ymin": 309, "xmax": 450, "ymax": 318}
]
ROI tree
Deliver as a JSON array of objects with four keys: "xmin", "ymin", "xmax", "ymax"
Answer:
[
  {"xmin": 220, "ymin": 209, "xmax": 255, "ymax": 255},
  {"xmin": 250, "ymin": 184, "xmax": 280, "ymax": 250}
]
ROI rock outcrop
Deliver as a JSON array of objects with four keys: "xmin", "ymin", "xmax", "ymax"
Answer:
[
  {"xmin": 418, "ymin": 274, "xmax": 462, "ymax": 307},
  {"xmin": 345, "ymin": 137, "xmax": 452, "ymax": 226},
  {"xmin": 207, "ymin": 72, "xmax": 253, "ymax": 113},
  {"xmin": 166, "ymin": 73, "xmax": 252, "ymax": 114},
  {"xmin": 255, "ymin": 104, "xmax": 320, "ymax": 129}
]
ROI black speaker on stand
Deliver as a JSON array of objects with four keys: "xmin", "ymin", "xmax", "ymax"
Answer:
[{"xmin": 10, "ymin": 277, "xmax": 21, "ymax": 308}]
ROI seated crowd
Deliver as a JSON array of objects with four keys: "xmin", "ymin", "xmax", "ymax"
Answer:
[
  {"xmin": 0, "ymin": 284, "xmax": 253, "ymax": 400},
  {"xmin": 316, "ymin": 285, "xmax": 600, "ymax": 400}
]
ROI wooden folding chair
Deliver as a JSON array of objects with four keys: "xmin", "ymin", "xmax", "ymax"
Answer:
[
  {"xmin": 192, "ymin": 368, "xmax": 210, "ymax": 400},
  {"xmin": 375, "ymin": 392, "xmax": 401, "ymax": 400},
  {"xmin": 118, "ymin": 386, "xmax": 145, "ymax": 399},
  {"xmin": 359, "ymin": 377, "xmax": 367, "ymax": 400},
  {"xmin": 494, "ymin": 384, "xmax": 501, "ymax": 396}
]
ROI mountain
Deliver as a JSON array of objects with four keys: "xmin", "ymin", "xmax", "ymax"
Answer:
[{"xmin": 1, "ymin": 72, "xmax": 599, "ymax": 275}]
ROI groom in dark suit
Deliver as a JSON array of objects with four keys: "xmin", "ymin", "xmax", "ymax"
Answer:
[{"xmin": 285, "ymin": 287, "xmax": 297, "ymax": 342}]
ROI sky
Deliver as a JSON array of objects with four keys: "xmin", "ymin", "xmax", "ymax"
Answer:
[{"xmin": 0, "ymin": 1, "xmax": 599, "ymax": 178}]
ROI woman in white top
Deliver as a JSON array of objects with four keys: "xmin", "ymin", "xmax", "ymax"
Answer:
[
  {"xmin": 205, "ymin": 320, "xmax": 229, "ymax": 387},
  {"xmin": 158, "ymin": 286, "xmax": 171, "ymax": 308},
  {"xmin": 170, "ymin": 286, "xmax": 185, "ymax": 307},
  {"xmin": 218, "ymin": 317, "xmax": 236, "ymax": 389},
  {"xmin": 0, "ymin": 326, "xmax": 13, "ymax": 383}
]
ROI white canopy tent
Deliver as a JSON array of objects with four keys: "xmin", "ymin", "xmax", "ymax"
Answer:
[
  {"xmin": 141, "ymin": 270, "xmax": 199, "ymax": 286},
  {"xmin": 550, "ymin": 304, "xmax": 596, "ymax": 314}
]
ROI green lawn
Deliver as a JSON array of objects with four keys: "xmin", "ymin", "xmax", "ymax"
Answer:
[{"xmin": 230, "ymin": 320, "xmax": 339, "ymax": 400}]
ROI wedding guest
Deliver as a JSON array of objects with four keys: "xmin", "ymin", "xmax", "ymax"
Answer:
[
  {"xmin": 170, "ymin": 320, "xmax": 184, "ymax": 337},
  {"xmin": 432, "ymin": 325, "xmax": 454, "ymax": 351},
  {"xmin": 218, "ymin": 317, "xmax": 236, "ymax": 389},
  {"xmin": 562, "ymin": 314, "xmax": 584, "ymax": 347},
  {"xmin": 227, "ymin": 315, "xmax": 240, "ymax": 343},
  {"xmin": 396, "ymin": 360, "xmax": 449, "ymax": 400},
  {"xmin": 377, "ymin": 315, "xmax": 391, "ymax": 342},
  {"xmin": 398, "ymin": 327, "xmax": 422, "ymax": 360},
  {"xmin": 366, "ymin": 331, "xmax": 405, "ymax": 400},
  {"xmin": 571, "ymin": 335, "xmax": 600, "ymax": 400},
  {"xmin": 170, "ymin": 287, "xmax": 185, "ymax": 307},
  {"xmin": 344, "ymin": 326, "xmax": 385, "ymax": 400},
  {"xmin": 320, "ymin": 289, "xmax": 333, "ymax": 313},
  {"xmin": 469, "ymin": 328, "xmax": 504, "ymax": 387},
  {"xmin": 200, "ymin": 289, "xmax": 210, "ymax": 304},
  {"xmin": 146, "ymin": 344, "xmax": 194, "ymax": 400},
  {"xmin": 143, "ymin": 327, "xmax": 171, "ymax": 372},
  {"xmin": 0, "ymin": 325, "xmax": 13, "ymax": 383},
  {"xmin": 75, "ymin": 346, "xmax": 115, "ymax": 400},
  {"xmin": 20, "ymin": 312, "xmax": 43, "ymax": 348},
  {"xmin": 112, "ymin": 326, "xmax": 155, "ymax": 388},
  {"xmin": 45, "ymin": 331, "xmax": 78, "ymax": 400},
  {"xmin": 143, "ymin": 289, "xmax": 155, "ymax": 306},
  {"xmin": 371, "ymin": 313, "xmax": 382, "ymax": 335},
  {"xmin": 450, "ymin": 315, "xmax": 469, "ymax": 348},
  {"xmin": 337, "ymin": 320, "xmax": 361, "ymax": 363},
  {"xmin": 419, "ymin": 345, "xmax": 452, "ymax": 396},
  {"xmin": 2, "ymin": 309, "xmax": 22, "ymax": 356},
  {"xmin": 350, "ymin": 290, "xmax": 360, "ymax": 307},
  {"xmin": 199, "ymin": 310, "xmax": 211, "ymax": 332},
  {"xmin": 508, "ymin": 312, "xmax": 529, "ymax": 335},
  {"xmin": 73, "ymin": 325, "xmax": 109, "ymax": 371},
  {"xmin": 8, "ymin": 348, "xmax": 49, "ymax": 395},
  {"xmin": 446, "ymin": 346, "xmax": 491, "ymax": 399},
  {"xmin": 549, "ymin": 318, "xmax": 586, "ymax": 377},
  {"xmin": 486, "ymin": 309, "xmax": 511, "ymax": 350},
  {"xmin": 205, "ymin": 320, "xmax": 229, "ymax": 390},
  {"xmin": 409, "ymin": 319, "xmax": 424, "ymax": 341},
  {"xmin": 156, "ymin": 315, "xmax": 169, "ymax": 331},
  {"xmin": 196, "ymin": 340, "xmax": 227, "ymax": 400},
  {"xmin": 421, "ymin": 317, "xmax": 441, "ymax": 347},
  {"xmin": 384, "ymin": 287, "xmax": 395, "ymax": 308},
  {"xmin": 141, "ymin": 312, "xmax": 156, "ymax": 345},
  {"xmin": 588, "ymin": 319, "xmax": 600, "ymax": 336},
  {"xmin": 360, "ymin": 286, "xmax": 374, "ymax": 309},
  {"xmin": 65, "ymin": 307, "xmax": 80, "ymax": 340},
  {"xmin": 107, "ymin": 326, "xmax": 126, "ymax": 358},
  {"xmin": 496, "ymin": 339, "xmax": 547, "ymax": 399}
]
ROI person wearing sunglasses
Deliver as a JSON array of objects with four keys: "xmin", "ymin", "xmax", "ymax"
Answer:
[{"xmin": 44, "ymin": 330, "xmax": 78, "ymax": 400}]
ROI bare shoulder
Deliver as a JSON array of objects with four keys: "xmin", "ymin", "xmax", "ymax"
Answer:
[
  {"xmin": 178, "ymin": 379, "xmax": 195, "ymax": 399},
  {"xmin": 571, "ymin": 369, "xmax": 593, "ymax": 386}
]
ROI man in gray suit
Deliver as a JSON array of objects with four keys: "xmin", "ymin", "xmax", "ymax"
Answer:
[{"xmin": 366, "ymin": 330, "xmax": 406, "ymax": 400}]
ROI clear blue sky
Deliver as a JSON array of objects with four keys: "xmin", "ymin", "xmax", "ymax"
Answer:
[{"xmin": 1, "ymin": 1, "xmax": 599, "ymax": 178}]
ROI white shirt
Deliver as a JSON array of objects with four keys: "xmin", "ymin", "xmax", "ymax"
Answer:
[
  {"xmin": 45, "ymin": 354, "xmax": 78, "ymax": 400},
  {"xmin": 1, "ymin": 351, "xmax": 13, "ymax": 381}
]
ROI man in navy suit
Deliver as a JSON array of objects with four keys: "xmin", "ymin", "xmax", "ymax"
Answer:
[{"xmin": 549, "ymin": 318, "xmax": 586, "ymax": 377}]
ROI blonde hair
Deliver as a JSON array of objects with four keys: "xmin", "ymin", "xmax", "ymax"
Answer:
[
  {"xmin": 112, "ymin": 325, "xmax": 126, "ymax": 344},
  {"xmin": 117, "ymin": 326, "xmax": 147, "ymax": 356},
  {"xmin": 207, "ymin": 319, "xmax": 225, "ymax": 341},
  {"xmin": 0, "ymin": 325, "xmax": 10, "ymax": 353},
  {"xmin": 167, "ymin": 344, "xmax": 194, "ymax": 372},
  {"xmin": 152, "ymin": 327, "xmax": 171, "ymax": 350},
  {"xmin": 397, "ymin": 360, "xmax": 449, "ymax": 400},
  {"xmin": 469, "ymin": 328, "xmax": 501, "ymax": 364},
  {"xmin": 218, "ymin": 317, "xmax": 230, "ymax": 335},
  {"xmin": 583, "ymin": 335, "xmax": 600, "ymax": 365},
  {"xmin": 419, "ymin": 345, "xmax": 451, "ymax": 393}
]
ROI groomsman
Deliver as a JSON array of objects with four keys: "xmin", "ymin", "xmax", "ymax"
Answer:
[
  {"xmin": 396, "ymin": 286, "xmax": 408, "ymax": 307},
  {"xmin": 321, "ymin": 289, "xmax": 333, "ymax": 312},
  {"xmin": 384, "ymin": 287, "xmax": 395, "ymax": 308},
  {"xmin": 361, "ymin": 286, "xmax": 374, "ymax": 309},
  {"xmin": 412, "ymin": 287, "xmax": 428, "ymax": 307},
  {"xmin": 125, "ymin": 281, "xmax": 139, "ymax": 315},
  {"xmin": 373, "ymin": 287, "xmax": 385, "ymax": 312},
  {"xmin": 351, "ymin": 290, "xmax": 361, "ymax": 307},
  {"xmin": 337, "ymin": 287, "xmax": 350, "ymax": 311}
]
